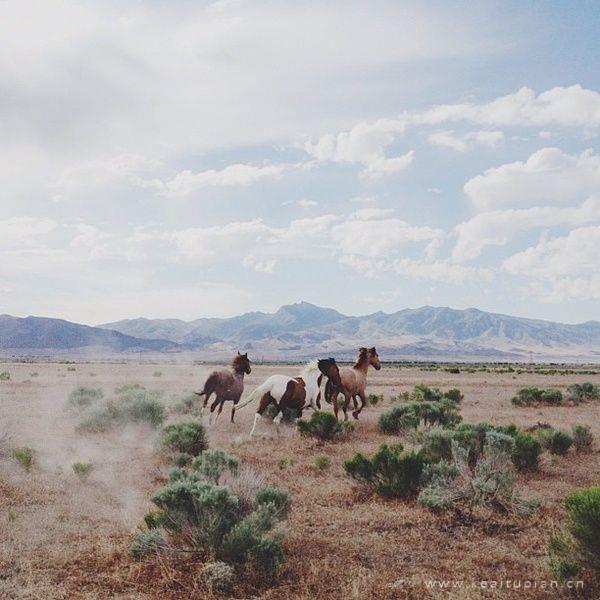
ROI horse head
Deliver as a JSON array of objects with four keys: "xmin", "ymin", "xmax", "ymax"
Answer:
[
  {"xmin": 318, "ymin": 357, "xmax": 342, "ymax": 387},
  {"xmin": 233, "ymin": 351, "xmax": 252, "ymax": 374},
  {"xmin": 368, "ymin": 347, "xmax": 381, "ymax": 370}
]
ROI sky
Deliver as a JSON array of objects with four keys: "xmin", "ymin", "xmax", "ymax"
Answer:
[{"xmin": 1, "ymin": 0, "xmax": 599, "ymax": 325}]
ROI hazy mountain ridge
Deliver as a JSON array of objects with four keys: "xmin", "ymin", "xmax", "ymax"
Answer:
[{"xmin": 1, "ymin": 303, "xmax": 598, "ymax": 360}]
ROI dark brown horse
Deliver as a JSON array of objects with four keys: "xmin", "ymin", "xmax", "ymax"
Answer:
[
  {"xmin": 195, "ymin": 352, "xmax": 251, "ymax": 424},
  {"xmin": 325, "ymin": 347, "xmax": 381, "ymax": 420}
]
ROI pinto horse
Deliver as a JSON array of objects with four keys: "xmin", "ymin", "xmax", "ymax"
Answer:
[
  {"xmin": 235, "ymin": 358, "xmax": 341, "ymax": 435},
  {"xmin": 325, "ymin": 347, "xmax": 381, "ymax": 420},
  {"xmin": 194, "ymin": 352, "xmax": 251, "ymax": 424}
]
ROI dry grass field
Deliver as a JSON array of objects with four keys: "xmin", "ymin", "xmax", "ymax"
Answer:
[{"xmin": 1, "ymin": 361, "xmax": 599, "ymax": 599}]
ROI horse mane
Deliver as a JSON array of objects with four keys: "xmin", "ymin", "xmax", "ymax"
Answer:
[
  {"xmin": 354, "ymin": 347, "xmax": 368, "ymax": 368},
  {"xmin": 300, "ymin": 359, "xmax": 320, "ymax": 378}
]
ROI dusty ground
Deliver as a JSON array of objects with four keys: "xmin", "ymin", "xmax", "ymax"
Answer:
[{"xmin": 1, "ymin": 361, "xmax": 599, "ymax": 599}]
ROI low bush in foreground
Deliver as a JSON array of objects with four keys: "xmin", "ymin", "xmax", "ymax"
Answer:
[
  {"xmin": 0, "ymin": 371, "xmax": 11, "ymax": 381},
  {"xmin": 344, "ymin": 443, "xmax": 425, "ymax": 499},
  {"xmin": 549, "ymin": 486, "xmax": 600, "ymax": 581},
  {"xmin": 132, "ymin": 448, "xmax": 291, "ymax": 585},
  {"xmin": 418, "ymin": 441, "xmax": 541, "ymax": 518},
  {"xmin": 567, "ymin": 383, "xmax": 600, "ymax": 404},
  {"xmin": 162, "ymin": 421, "xmax": 208, "ymax": 457},
  {"xmin": 67, "ymin": 386, "xmax": 104, "ymax": 411},
  {"xmin": 297, "ymin": 411, "xmax": 353, "ymax": 442},
  {"xmin": 314, "ymin": 453, "xmax": 331, "ymax": 470},
  {"xmin": 545, "ymin": 430, "xmax": 573, "ymax": 456}
]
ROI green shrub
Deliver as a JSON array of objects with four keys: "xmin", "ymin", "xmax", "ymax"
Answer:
[
  {"xmin": 421, "ymin": 428, "xmax": 454, "ymax": 462},
  {"xmin": 162, "ymin": 421, "xmax": 208, "ymax": 456},
  {"xmin": 130, "ymin": 529, "xmax": 165, "ymax": 560},
  {"xmin": 314, "ymin": 453, "xmax": 331, "ymax": 470},
  {"xmin": 172, "ymin": 452, "xmax": 193, "ymax": 467},
  {"xmin": 76, "ymin": 405, "xmax": 116, "ymax": 432},
  {"xmin": 567, "ymin": 383, "xmax": 600, "ymax": 403},
  {"xmin": 199, "ymin": 561, "xmax": 234, "ymax": 595},
  {"xmin": 572, "ymin": 425, "xmax": 593, "ymax": 453},
  {"xmin": 120, "ymin": 390, "xmax": 165, "ymax": 426},
  {"xmin": 297, "ymin": 411, "xmax": 342, "ymax": 442},
  {"xmin": 192, "ymin": 449, "xmax": 238, "ymax": 483},
  {"xmin": 67, "ymin": 386, "xmax": 104, "ymax": 411},
  {"xmin": 153, "ymin": 371, "xmax": 162, "ymax": 377},
  {"xmin": 546, "ymin": 430, "xmax": 573, "ymax": 455},
  {"xmin": 172, "ymin": 393, "xmax": 199, "ymax": 415},
  {"xmin": 12, "ymin": 446, "xmax": 34, "ymax": 471},
  {"xmin": 512, "ymin": 387, "xmax": 564, "ymax": 406},
  {"xmin": 378, "ymin": 404, "xmax": 418, "ymax": 434},
  {"xmin": 344, "ymin": 444, "xmax": 424, "ymax": 499},
  {"xmin": 255, "ymin": 486, "xmax": 291, "ymax": 518},
  {"xmin": 565, "ymin": 486, "xmax": 600, "ymax": 567},
  {"xmin": 511, "ymin": 433, "xmax": 542, "ymax": 472},
  {"xmin": 484, "ymin": 430, "xmax": 515, "ymax": 454},
  {"xmin": 0, "ymin": 371, "xmax": 10, "ymax": 381},
  {"xmin": 367, "ymin": 393, "xmax": 383, "ymax": 405},
  {"xmin": 72, "ymin": 461, "xmax": 94, "ymax": 480}
]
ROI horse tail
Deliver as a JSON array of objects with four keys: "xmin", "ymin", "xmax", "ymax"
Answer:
[
  {"xmin": 194, "ymin": 372, "xmax": 218, "ymax": 397},
  {"xmin": 235, "ymin": 379, "xmax": 273, "ymax": 411}
]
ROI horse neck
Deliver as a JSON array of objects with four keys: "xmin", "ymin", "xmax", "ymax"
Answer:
[
  {"xmin": 352, "ymin": 358, "xmax": 370, "ymax": 376},
  {"xmin": 231, "ymin": 368, "xmax": 245, "ymax": 382}
]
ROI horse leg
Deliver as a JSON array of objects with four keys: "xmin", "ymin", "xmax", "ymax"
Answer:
[
  {"xmin": 213, "ymin": 400, "xmax": 225, "ymax": 425},
  {"xmin": 250, "ymin": 393, "xmax": 271, "ymax": 436},
  {"xmin": 333, "ymin": 395, "xmax": 340, "ymax": 421},
  {"xmin": 271, "ymin": 404, "xmax": 283, "ymax": 436},
  {"xmin": 353, "ymin": 391, "xmax": 366, "ymax": 420},
  {"xmin": 342, "ymin": 391, "xmax": 351, "ymax": 421},
  {"xmin": 199, "ymin": 392, "xmax": 211, "ymax": 417},
  {"xmin": 208, "ymin": 397, "xmax": 220, "ymax": 426},
  {"xmin": 231, "ymin": 399, "xmax": 239, "ymax": 423}
]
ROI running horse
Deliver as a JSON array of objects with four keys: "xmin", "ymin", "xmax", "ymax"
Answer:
[
  {"xmin": 325, "ymin": 347, "xmax": 381, "ymax": 420},
  {"xmin": 235, "ymin": 358, "xmax": 342, "ymax": 435},
  {"xmin": 194, "ymin": 352, "xmax": 251, "ymax": 424}
]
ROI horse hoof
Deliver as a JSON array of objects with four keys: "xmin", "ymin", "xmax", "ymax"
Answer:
[{"xmin": 352, "ymin": 411, "xmax": 360, "ymax": 420}]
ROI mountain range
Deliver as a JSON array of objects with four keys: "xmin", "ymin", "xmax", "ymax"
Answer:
[{"xmin": 1, "ymin": 302, "xmax": 598, "ymax": 361}]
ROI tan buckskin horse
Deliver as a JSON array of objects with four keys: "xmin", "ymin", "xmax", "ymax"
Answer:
[
  {"xmin": 325, "ymin": 347, "xmax": 381, "ymax": 420},
  {"xmin": 194, "ymin": 352, "xmax": 251, "ymax": 424}
]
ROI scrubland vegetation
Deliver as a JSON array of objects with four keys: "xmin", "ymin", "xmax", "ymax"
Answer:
[{"xmin": 1, "ymin": 361, "xmax": 599, "ymax": 599}]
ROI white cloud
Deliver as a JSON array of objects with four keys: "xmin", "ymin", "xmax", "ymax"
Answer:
[
  {"xmin": 453, "ymin": 196, "xmax": 600, "ymax": 262},
  {"xmin": 242, "ymin": 255, "xmax": 278, "ymax": 274},
  {"xmin": 502, "ymin": 226, "xmax": 600, "ymax": 301},
  {"xmin": 464, "ymin": 148, "xmax": 600, "ymax": 211},
  {"xmin": 418, "ymin": 85, "xmax": 600, "ymax": 128},
  {"xmin": 150, "ymin": 163, "xmax": 291, "ymax": 197},
  {"xmin": 428, "ymin": 130, "xmax": 504, "ymax": 152},
  {"xmin": 304, "ymin": 119, "xmax": 414, "ymax": 176},
  {"xmin": 0, "ymin": 217, "xmax": 56, "ymax": 249},
  {"xmin": 297, "ymin": 199, "xmax": 318, "ymax": 208},
  {"xmin": 392, "ymin": 258, "xmax": 489, "ymax": 284}
]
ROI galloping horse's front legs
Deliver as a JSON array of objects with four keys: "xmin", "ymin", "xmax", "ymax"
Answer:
[
  {"xmin": 231, "ymin": 399, "xmax": 239, "ymax": 423},
  {"xmin": 341, "ymin": 390, "xmax": 352, "ymax": 421},
  {"xmin": 208, "ymin": 396, "xmax": 220, "ymax": 425},
  {"xmin": 353, "ymin": 391, "xmax": 366, "ymax": 420}
]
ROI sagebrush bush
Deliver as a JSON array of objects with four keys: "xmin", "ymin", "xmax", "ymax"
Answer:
[
  {"xmin": 76, "ymin": 405, "xmax": 117, "ymax": 432},
  {"xmin": 72, "ymin": 461, "xmax": 94, "ymax": 480},
  {"xmin": 378, "ymin": 400, "xmax": 459, "ymax": 434},
  {"xmin": 199, "ymin": 561, "xmax": 234, "ymax": 595},
  {"xmin": 130, "ymin": 529, "xmax": 165, "ymax": 560},
  {"xmin": 67, "ymin": 386, "xmax": 104, "ymax": 411},
  {"xmin": 418, "ymin": 441, "xmax": 540, "ymax": 517},
  {"xmin": 550, "ymin": 486, "xmax": 600, "ymax": 580},
  {"xmin": 192, "ymin": 449, "xmax": 238, "ymax": 483},
  {"xmin": 546, "ymin": 430, "xmax": 573, "ymax": 455},
  {"xmin": 572, "ymin": 425, "xmax": 593, "ymax": 452},
  {"xmin": 0, "ymin": 371, "xmax": 11, "ymax": 381},
  {"xmin": 297, "ymin": 411, "xmax": 342, "ymax": 442},
  {"xmin": 367, "ymin": 393, "xmax": 383, "ymax": 405},
  {"xmin": 314, "ymin": 453, "xmax": 331, "ymax": 470},
  {"xmin": 421, "ymin": 428, "xmax": 454, "ymax": 462},
  {"xmin": 567, "ymin": 382, "xmax": 600, "ymax": 403},
  {"xmin": 162, "ymin": 421, "xmax": 208, "ymax": 456},
  {"xmin": 511, "ymin": 433, "xmax": 542, "ymax": 472},
  {"xmin": 119, "ymin": 389, "xmax": 165, "ymax": 426},
  {"xmin": 511, "ymin": 387, "xmax": 564, "ymax": 406},
  {"xmin": 344, "ymin": 443, "xmax": 424, "ymax": 499},
  {"xmin": 172, "ymin": 393, "xmax": 199, "ymax": 415},
  {"xmin": 12, "ymin": 446, "xmax": 34, "ymax": 471},
  {"xmin": 135, "ymin": 452, "xmax": 290, "ymax": 582}
]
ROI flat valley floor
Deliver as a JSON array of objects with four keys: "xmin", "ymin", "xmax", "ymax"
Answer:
[{"xmin": 1, "ymin": 362, "xmax": 599, "ymax": 599}]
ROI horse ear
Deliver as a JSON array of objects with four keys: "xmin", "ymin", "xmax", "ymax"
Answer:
[
  {"xmin": 243, "ymin": 352, "xmax": 248, "ymax": 358},
  {"xmin": 370, "ymin": 346, "xmax": 377, "ymax": 354},
  {"xmin": 237, "ymin": 351, "xmax": 241, "ymax": 355}
]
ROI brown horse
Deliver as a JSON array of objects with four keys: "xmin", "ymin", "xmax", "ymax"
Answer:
[
  {"xmin": 325, "ymin": 347, "xmax": 381, "ymax": 420},
  {"xmin": 195, "ymin": 352, "xmax": 251, "ymax": 424},
  {"xmin": 236, "ymin": 358, "xmax": 342, "ymax": 435}
]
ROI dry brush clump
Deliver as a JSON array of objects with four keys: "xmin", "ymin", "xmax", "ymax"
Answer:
[
  {"xmin": 69, "ymin": 384, "xmax": 166, "ymax": 432},
  {"xmin": 297, "ymin": 411, "xmax": 354, "ymax": 442}
]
